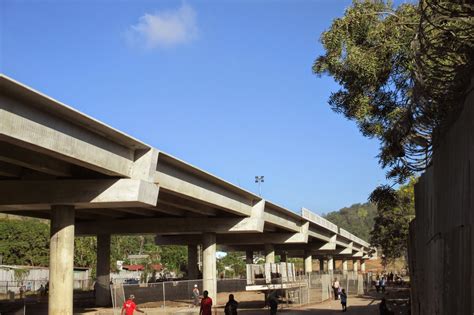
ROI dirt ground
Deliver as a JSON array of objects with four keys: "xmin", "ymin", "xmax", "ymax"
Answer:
[{"xmin": 0, "ymin": 286, "xmax": 410, "ymax": 315}]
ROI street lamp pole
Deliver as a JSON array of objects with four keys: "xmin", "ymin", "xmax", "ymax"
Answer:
[{"xmin": 255, "ymin": 176, "xmax": 264, "ymax": 197}]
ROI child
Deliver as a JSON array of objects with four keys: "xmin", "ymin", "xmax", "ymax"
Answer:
[{"xmin": 340, "ymin": 288, "xmax": 347, "ymax": 312}]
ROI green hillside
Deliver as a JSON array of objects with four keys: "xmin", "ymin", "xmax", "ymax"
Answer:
[{"xmin": 323, "ymin": 202, "xmax": 377, "ymax": 242}]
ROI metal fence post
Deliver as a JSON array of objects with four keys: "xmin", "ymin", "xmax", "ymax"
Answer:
[{"xmin": 162, "ymin": 281, "xmax": 166, "ymax": 308}]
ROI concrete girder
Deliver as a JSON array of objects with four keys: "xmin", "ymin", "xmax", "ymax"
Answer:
[
  {"xmin": 0, "ymin": 160, "xmax": 22, "ymax": 177},
  {"xmin": 157, "ymin": 199, "xmax": 217, "ymax": 217},
  {"xmin": 0, "ymin": 143, "xmax": 72, "ymax": 177},
  {"xmin": 0, "ymin": 179, "xmax": 159, "ymax": 210},
  {"xmin": 263, "ymin": 203, "xmax": 301, "ymax": 233},
  {"xmin": 77, "ymin": 217, "xmax": 264, "ymax": 236},
  {"xmin": 155, "ymin": 173, "xmax": 253, "ymax": 216},
  {"xmin": 338, "ymin": 242, "xmax": 353, "ymax": 255},
  {"xmin": 154, "ymin": 232, "xmax": 310, "ymax": 246},
  {"xmin": 318, "ymin": 234, "xmax": 337, "ymax": 250},
  {"xmin": 352, "ymin": 250, "xmax": 364, "ymax": 258},
  {"xmin": 113, "ymin": 208, "xmax": 160, "ymax": 217},
  {"xmin": 0, "ymin": 99, "xmax": 136, "ymax": 177},
  {"xmin": 131, "ymin": 148, "xmax": 159, "ymax": 182}
]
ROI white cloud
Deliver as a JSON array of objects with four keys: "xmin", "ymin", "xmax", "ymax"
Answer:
[{"xmin": 126, "ymin": 3, "xmax": 198, "ymax": 49}]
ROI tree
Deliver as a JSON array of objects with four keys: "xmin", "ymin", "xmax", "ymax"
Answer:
[
  {"xmin": 217, "ymin": 252, "xmax": 246, "ymax": 278},
  {"xmin": 0, "ymin": 219, "xmax": 49, "ymax": 266},
  {"xmin": 324, "ymin": 202, "xmax": 377, "ymax": 241},
  {"xmin": 370, "ymin": 178, "xmax": 416, "ymax": 261},
  {"xmin": 313, "ymin": 0, "xmax": 473, "ymax": 185}
]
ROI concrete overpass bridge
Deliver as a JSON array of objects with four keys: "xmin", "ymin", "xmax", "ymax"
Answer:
[{"xmin": 0, "ymin": 75, "xmax": 370, "ymax": 314}]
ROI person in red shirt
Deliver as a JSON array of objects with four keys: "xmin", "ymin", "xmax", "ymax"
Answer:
[
  {"xmin": 121, "ymin": 294, "xmax": 145, "ymax": 315},
  {"xmin": 199, "ymin": 290, "xmax": 213, "ymax": 315}
]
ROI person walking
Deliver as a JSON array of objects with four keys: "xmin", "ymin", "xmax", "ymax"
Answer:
[
  {"xmin": 121, "ymin": 294, "xmax": 145, "ymax": 315},
  {"xmin": 200, "ymin": 290, "xmax": 213, "ymax": 315},
  {"xmin": 332, "ymin": 278, "xmax": 340, "ymax": 300},
  {"xmin": 375, "ymin": 277, "xmax": 380, "ymax": 293},
  {"xmin": 192, "ymin": 284, "xmax": 200, "ymax": 307},
  {"xmin": 379, "ymin": 297, "xmax": 394, "ymax": 315},
  {"xmin": 340, "ymin": 288, "xmax": 347, "ymax": 312},
  {"xmin": 268, "ymin": 291, "xmax": 278, "ymax": 315},
  {"xmin": 381, "ymin": 277, "xmax": 386, "ymax": 293},
  {"xmin": 224, "ymin": 294, "xmax": 238, "ymax": 315}
]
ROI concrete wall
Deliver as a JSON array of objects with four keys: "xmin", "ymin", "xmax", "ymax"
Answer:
[{"xmin": 409, "ymin": 81, "xmax": 474, "ymax": 314}]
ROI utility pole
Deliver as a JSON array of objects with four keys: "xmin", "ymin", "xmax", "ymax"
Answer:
[{"xmin": 255, "ymin": 176, "xmax": 264, "ymax": 196}]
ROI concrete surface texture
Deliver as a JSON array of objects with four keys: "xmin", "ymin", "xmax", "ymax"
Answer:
[{"xmin": 409, "ymin": 77, "xmax": 474, "ymax": 314}]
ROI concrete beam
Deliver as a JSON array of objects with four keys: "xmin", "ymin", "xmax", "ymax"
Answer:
[
  {"xmin": 302, "ymin": 207, "xmax": 338, "ymax": 234},
  {"xmin": 154, "ymin": 232, "xmax": 309, "ymax": 246},
  {"xmin": 77, "ymin": 217, "xmax": 263, "ymax": 235},
  {"xmin": 338, "ymin": 242, "xmax": 353, "ymax": 255},
  {"xmin": 0, "ymin": 144, "xmax": 71, "ymax": 177},
  {"xmin": 318, "ymin": 235, "xmax": 337, "ymax": 250},
  {"xmin": 0, "ymin": 101, "xmax": 135, "ymax": 177},
  {"xmin": 155, "ymin": 171, "xmax": 252, "ymax": 217},
  {"xmin": 0, "ymin": 179, "xmax": 159, "ymax": 209},
  {"xmin": 157, "ymin": 200, "xmax": 217, "ymax": 217},
  {"xmin": 263, "ymin": 204, "xmax": 301, "ymax": 233},
  {"xmin": 0, "ymin": 161, "xmax": 22, "ymax": 177},
  {"xmin": 237, "ymin": 199, "xmax": 265, "ymax": 232}
]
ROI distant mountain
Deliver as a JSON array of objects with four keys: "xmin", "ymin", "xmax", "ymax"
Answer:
[{"xmin": 323, "ymin": 202, "xmax": 377, "ymax": 242}]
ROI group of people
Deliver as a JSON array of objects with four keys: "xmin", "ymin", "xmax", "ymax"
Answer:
[
  {"xmin": 121, "ymin": 289, "xmax": 239, "ymax": 315},
  {"xmin": 374, "ymin": 276, "xmax": 387, "ymax": 293},
  {"xmin": 121, "ymin": 286, "xmax": 283, "ymax": 315},
  {"xmin": 332, "ymin": 278, "xmax": 348, "ymax": 312}
]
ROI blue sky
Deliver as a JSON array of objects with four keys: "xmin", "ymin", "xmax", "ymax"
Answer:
[{"xmin": 1, "ymin": 0, "xmax": 388, "ymax": 214}]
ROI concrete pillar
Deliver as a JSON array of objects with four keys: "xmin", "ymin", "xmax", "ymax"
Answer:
[
  {"xmin": 353, "ymin": 259, "xmax": 359, "ymax": 273},
  {"xmin": 202, "ymin": 233, "xmax": 217, "ymax": 303},
  {"xmin": 361, "ymin": 260, "xmax": 366, "ymax": 272},
  {"xmin": 49, "ymin": 205, "xmax": 75, "ymax": 315},
  {"xmin": 342, "ymin": 259, "xmax": 348, "ymax": 274},
  {"xmin": 188, "ymin": 245, "xmax": 199, "ymax": 279},
  {"xmin": 319, "ymin": 258, "xmax": 324, "ymax": 272},
  {"xmin": 328, "ymin": 256, "xmax": 334, "ymax": 273},
  {"xmin": 245, "ymin": 250, "xmax": 253, "ymax": 264},
  {"xmin": 96, "ymin": 234, "xmax": 111, "ymax": 306},
  {"xmin": 304, "ymin": 251, "xmax": 312, "ymax": 274},
  {"xmin": 280, "ymin": 253, "xmax": 287, "ymax": 263},
  {"xmin": 264, "ymin": 244, "xmax": 275, "ymax": 263}
]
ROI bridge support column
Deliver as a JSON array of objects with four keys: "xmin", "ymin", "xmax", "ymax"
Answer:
[
  {"xmin": 342, "ymin": 259, "xmax": 348, "ymax": 274},
  {"xmin": 188, "ymin": 245, "xmax": 199, "ymax": 279},
  {"xmin": 96, "ymin": 234, "xmax": 111, "ymax": 306},
  {"xmin": 328, "ymin": 256, "xmax": 334, "ymax": 273},
  {"xmin": 246, "ymin": 250, "xmax": 253, "ymax": 264},
  {"xmin": 280, "ymin": 253, "xmax": 287, "ymax": 263},
  {"xmin": 203, "ymin": 233, "xmax": 217, "ymax": 303},
  {"xmin": 49, "ymin": 205, "xmax": 75, "ymax": 315},
  {"xmin": 360, "ymin": 260, "xmax": 366, "ymax": 272},
  {"xmin": 304, "ymin": 251, "xmax": 312, "ymax": 274},
  {"xmin": 264, "ymin": 244, "xmax": 275, "ymax": 263},
  {"xmin": 353, "ymin": 259, "xmax": 359, "ymax": 273}
]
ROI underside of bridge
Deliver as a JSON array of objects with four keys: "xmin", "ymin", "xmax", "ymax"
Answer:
[{"xmin": 0, "ymin": 75, "xmax": 370, "ymax": 314}]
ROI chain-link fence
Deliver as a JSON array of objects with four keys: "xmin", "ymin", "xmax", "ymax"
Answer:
[
  {"xmin": 111, "ymin": 272, "xmax": 367, "ymax": 313},
  {"xmin": 0, "ymin": 279, "xmax": 92, "ymax": 299}
]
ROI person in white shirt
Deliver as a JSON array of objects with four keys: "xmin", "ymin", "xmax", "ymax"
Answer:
[{"xmin": 332, "ymin": 278, "xmax": 340, "ymax": 300}]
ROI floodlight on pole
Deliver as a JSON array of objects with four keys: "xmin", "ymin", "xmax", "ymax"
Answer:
[{"xmin": 255, "ymin": 176, "xmax": 264, "ymax": 196}]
